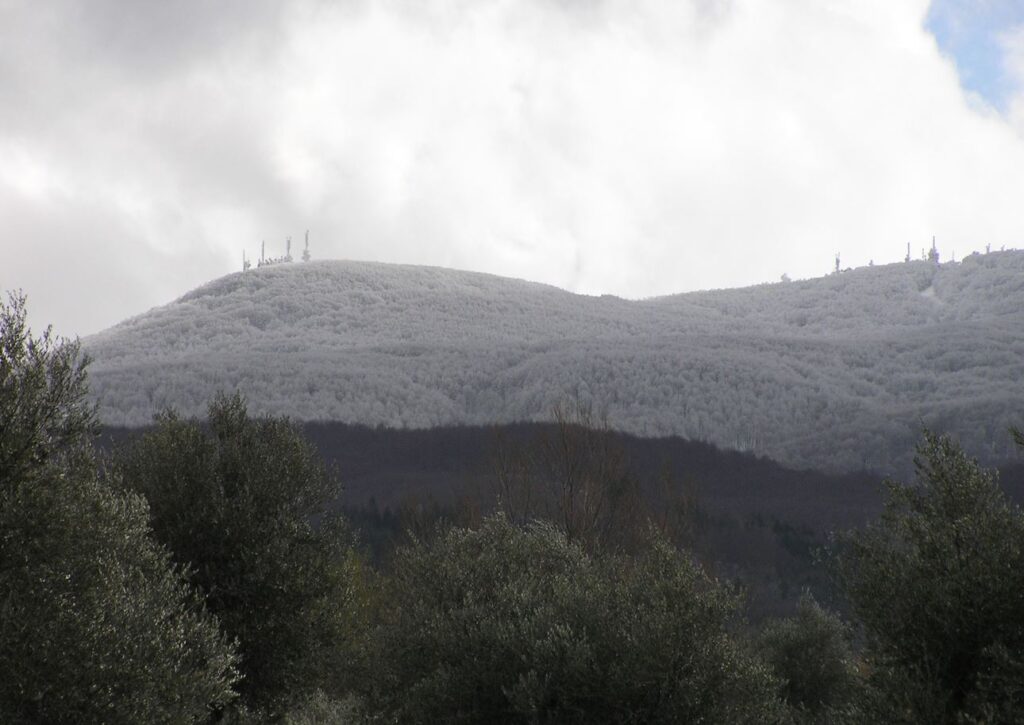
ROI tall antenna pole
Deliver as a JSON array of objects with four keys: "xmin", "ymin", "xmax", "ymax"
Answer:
[{"xmin": 302, "ymin": 229, "xmax": 311, "ymax": 262}]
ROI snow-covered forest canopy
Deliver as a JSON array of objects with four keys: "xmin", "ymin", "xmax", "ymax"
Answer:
[{"xmin": 84, "ymin": 251, "xmax": 1024, "ymax": 474}]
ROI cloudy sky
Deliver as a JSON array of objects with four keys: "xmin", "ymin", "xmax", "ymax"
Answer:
[{"xmin": 3, "ymin": 0, "xmax": 1024, "ymax": 337}]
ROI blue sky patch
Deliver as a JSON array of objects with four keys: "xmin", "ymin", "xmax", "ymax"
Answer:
[{"xmin": 926, "ymin": 0, "xmax": 1024, "ymax": 110}]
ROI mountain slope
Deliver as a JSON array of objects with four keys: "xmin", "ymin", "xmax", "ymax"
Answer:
[{"xmin": 84, "ymin": 252, "xmax": 1024, "ymax": 474}]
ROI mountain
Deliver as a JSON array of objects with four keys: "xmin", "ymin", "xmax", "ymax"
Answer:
[{"xmin": 84, "ymin": 252, "xmax": 1024, "ymax": 474}]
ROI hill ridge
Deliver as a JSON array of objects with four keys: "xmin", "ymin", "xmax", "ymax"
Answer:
[{"xmin": 84, "ymin": 252, "xmax": 1024, "ymax": 474}]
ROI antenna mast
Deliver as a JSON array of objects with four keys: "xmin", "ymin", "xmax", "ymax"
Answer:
[{"xmin": 303, "ymin": 229, "xmax": 311, "ymax": 262}]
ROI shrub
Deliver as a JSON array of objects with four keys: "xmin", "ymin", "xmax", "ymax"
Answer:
[
  {"xmin": 0, "ymin": 461, "xmax": 239, "ymax": 723},
  {"xmin": 756, "ymin": 595, "xmax": 862, "ymax": 724},
  {"xmin": 360, "ymin": 515, "xmax": 783, "ymax": 724}
]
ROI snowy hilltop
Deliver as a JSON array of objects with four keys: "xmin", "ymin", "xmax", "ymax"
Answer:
[{"xmin": 84, "ymin": 252, "xmax": 1024, "ymax": 474}]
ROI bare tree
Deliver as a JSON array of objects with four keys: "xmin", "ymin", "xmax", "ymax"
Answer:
[
  {"xmin": 650, "ymin": 460, "xmax": 701, "ymax": 550},
  {"xmin": 494, "ymin": 393, "xmax": 643, "ymax": 552}
]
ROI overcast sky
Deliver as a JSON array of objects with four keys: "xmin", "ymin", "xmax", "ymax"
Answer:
[{"xmin": 3, "ymin": 0, "xmax": 1024, "ymax": 337}]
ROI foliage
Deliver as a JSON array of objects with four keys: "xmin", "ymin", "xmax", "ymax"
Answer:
[
  {"xmin": 0, "ymin": 462, "xmax": 240, "ymax": 723},
  {"xmin": 358, "ymin": 515, "xmax": 783, "ymax": 724},
  {"xmin": 0, "ymin": 294, "xmax": 238, "ymax": 723},
  {"xmin": 282, "ymin": 691, "xmax": 367, "ymax": 725},
  {"xmin": 837, "ymin": 431, "xmax": 1024, "ymax": 723},
  {"xmin": 755, "ymin": 594, "xmax": 863, "ymax": 724},
  {"xmin": 112, "ymin": 394, "xmax": 359, "ymax": 714},
  {"xmin": 0, "ymin": 291, "xmax": 96, "ymax": 482}
]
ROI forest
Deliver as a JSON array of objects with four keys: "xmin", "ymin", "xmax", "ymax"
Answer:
[
  {"xmin": 84, "ymin": 251, "xmax": 1024, "ymax": 476},
  {"xmin": 5, "ymin": 292, "xmax": 1024, "ymax": 723}
]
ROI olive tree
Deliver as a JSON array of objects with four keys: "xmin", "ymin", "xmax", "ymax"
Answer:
[
  {"xmin": 0, "ymin": 292, "xmax": 95, "ymax": 482},
  {"xmin": 756, "ymin": 595, "xmax": 863, "ymax": 724},
  {"xmin": 113, "ymin": 394, "xmax": 360, "ymax": 715},
  {"xmin": 0, "ymin": 292, "xmax": 239, "ymax": 723},
  {"xmin": 360, "ymin": 515, "xmax": 783, "ymax": 724},
  {"xmin": 837, "ymin": 431, "xmax": 1024, "ymax": 723}
]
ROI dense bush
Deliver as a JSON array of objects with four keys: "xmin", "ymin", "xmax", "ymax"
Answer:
[
  {"xmin": 113, "ymin": 394, "xmax": 360, "ymax": 715},
  {"xmin": 358, "ymin": 515, "xmax": 783, "ymax": 724},
  {"xmin": 0, "ymin": 293, "xmax": 238, "ymax": 723},
  {"xmin": 0, "ymin": 460, "xmax": 239, "ymax": 723},
  {"xmin": 837, "ymin": 432, "xmax": 1024, "ymax": 723},
  {"xmin": 756, "ymin": 595, "xmax": 862, "ymax": 724}
]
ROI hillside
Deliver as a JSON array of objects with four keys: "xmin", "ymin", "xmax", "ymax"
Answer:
[{"xmin": 84, "ymin": 252, "xmax": 1024, "ymax": 474}]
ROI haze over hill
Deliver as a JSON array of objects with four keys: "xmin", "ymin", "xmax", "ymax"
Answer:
[{"xmin": 85, "ymin": 252, "xmax": 1024, "ymax": 474}]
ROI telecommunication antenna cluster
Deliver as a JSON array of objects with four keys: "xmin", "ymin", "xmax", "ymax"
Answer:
[{"xmin": 245, "ymin": 232, "xmax": 311, "ymax": 271}]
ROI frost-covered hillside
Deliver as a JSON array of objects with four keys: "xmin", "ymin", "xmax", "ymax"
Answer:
[{"xmin": 85, "ymin": 252, "xmax": 1024, "ymax": 474}]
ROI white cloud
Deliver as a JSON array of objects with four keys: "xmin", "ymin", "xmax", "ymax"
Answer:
[{"xmin": 4, "ymin": 0, "xmax": 1024, "ymax": 335}]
